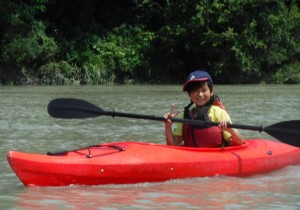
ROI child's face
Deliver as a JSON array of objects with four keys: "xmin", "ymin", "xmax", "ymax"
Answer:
[{"xmin": 188, "ymin": 82, "xmax": 213, "ymax": 106}]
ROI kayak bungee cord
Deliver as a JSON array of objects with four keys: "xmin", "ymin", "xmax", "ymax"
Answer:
[{"xmin": 47, "ymin": 144, "xmax": 125, "ymax": 158}]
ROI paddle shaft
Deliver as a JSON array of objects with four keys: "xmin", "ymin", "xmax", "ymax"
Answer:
[
  {"xmin": 93, "ymin": 109, "xmax": 263, "ymax": 131},
  {"xmin": 48, "ymin": 98, "xmax": 300, "ymax": 147}
]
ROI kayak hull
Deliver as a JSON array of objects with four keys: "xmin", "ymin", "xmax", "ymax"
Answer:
[{"xmin": 7, "ymin": 139, "xmax": 300, "ymax": 187}]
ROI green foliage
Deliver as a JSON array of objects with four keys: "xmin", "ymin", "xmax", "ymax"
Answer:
[
  {"xmin": 193, "ymin": 0, "xmax": 300, "ymax": 83},
  {"xmin": 39, "ymin": 61, "xmax": 80, "ymax": 85},
  {"xmin": 265, "ymin": 62, "xmax": 300, "ymax": 84},
  {"xmin": 2, "ymin": 21, "xmax": 57, "ymax": 64},
  {"xmin": 1, "ymin": 20, "xmax": 58, "ymax": 83},
  {"xmin": 0, "ymin": 0, "xmax": 299, "ymax": 85},
  {"xmin": 0, "ymin": 0, "xmax": 58, "ymax": 84},
  {"xmin": 81, "ymin": 24, "xmax": 155, "ymax": 84}
]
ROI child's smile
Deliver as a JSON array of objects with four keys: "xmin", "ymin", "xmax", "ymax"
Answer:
[{"xmin": 189, "ymin": 83, "xmax": 212, "ymax": 106}]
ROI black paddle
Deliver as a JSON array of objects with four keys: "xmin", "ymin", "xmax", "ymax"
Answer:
[{"xmin": 48, "ymin": 98, "xmax": 300, "ymax": 147}]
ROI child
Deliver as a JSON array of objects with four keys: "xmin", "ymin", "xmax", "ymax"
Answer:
[{"xmin": 164, "ymin": 70, "xmax": 244, "ymax": 147}]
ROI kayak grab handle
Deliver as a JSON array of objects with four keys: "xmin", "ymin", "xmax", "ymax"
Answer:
[{"xmin": 47, "ymin": 150, "xmax": 69, "ymax": 156}]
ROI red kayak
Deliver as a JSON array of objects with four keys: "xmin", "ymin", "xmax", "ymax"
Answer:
[{"xmin": 7, "ymin": 139, "xmax": 300, "ymax": 187}]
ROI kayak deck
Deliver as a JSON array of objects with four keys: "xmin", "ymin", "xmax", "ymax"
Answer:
[{"xmin": 7, "ymin": 139, "xmax": 300, "ymax": 187}]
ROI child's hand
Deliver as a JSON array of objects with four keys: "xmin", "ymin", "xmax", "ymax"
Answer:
[
  {"xmin": 164, "ymin": 104, "xmax": 180, "ymax": 126},
  {"xmin": 219, "ymin": 120, "xmax": 229, "ymax": 129},
  {"xmin": 219, "ymin": 120, "xmax": 244, "ymax": 146}
]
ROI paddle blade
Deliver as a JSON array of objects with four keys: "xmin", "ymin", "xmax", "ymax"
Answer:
[
  {"xmin": 264, "ymin": 120, "xmax": 300, "ymax": 147},
  {"xmin": 48, "ymin": 98, "xmax": 104, "ymax": 119}
]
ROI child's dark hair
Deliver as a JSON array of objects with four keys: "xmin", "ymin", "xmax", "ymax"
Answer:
[{"xmin": 186, "ymin": 80, "xmax": 213, "ymax": 94}]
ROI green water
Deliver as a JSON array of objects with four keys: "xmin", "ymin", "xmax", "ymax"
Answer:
[{"xmin": 0, "ymin": 85, "xmax": 299, "ymax": 209}]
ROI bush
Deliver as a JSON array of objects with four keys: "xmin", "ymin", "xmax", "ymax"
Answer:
[
  {"xmin": 84, "ymin": 24, "xmax": 155, "ymax": 84},
  {"xmin": 39, "ymin": 61, "xmax": 80, "ymax": 85},
  {"xmin": 1, "ymin": 20, "xmax": 58, "ymax": 84},
  {"xmin": 265, "ymin": 62, "xmax": 300, "ymax": 84}
]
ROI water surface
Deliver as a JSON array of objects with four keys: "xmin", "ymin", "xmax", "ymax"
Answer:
[{"xmin": 0, "ymin": 85, "xmax": 299, "ymax": 209}]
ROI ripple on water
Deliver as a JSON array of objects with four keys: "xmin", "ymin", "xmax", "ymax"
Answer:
[{"xmin": 0, "ymin": 85, "xmax": 299, "ymax": 209}]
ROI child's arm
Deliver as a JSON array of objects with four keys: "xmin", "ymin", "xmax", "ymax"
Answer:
[
  {"xmin": 164, "ymin": 104, "xmax": 182, "ymax": 145},
  {"xmin": 164, "ymin": 120, "xmax": 183, "ymax": 145},
  {"xmin": 219, "ymin": 120, "xmax": 244, "ymax": 145}
]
